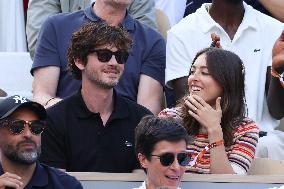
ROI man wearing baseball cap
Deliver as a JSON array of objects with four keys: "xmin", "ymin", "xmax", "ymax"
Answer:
[{"xmin": 0, "ymin": 95, "xmax": 83, "ymax": 189}]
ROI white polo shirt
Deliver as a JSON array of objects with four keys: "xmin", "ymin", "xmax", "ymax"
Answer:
[{"xmin": 166, "ymin": 2, "xmax": 284, "ymax": 131}]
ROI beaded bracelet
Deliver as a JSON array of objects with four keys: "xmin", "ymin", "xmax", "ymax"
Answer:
[
  {"xmin": 271, "ymin": 67, "xmax": 284, "ymax": 88},
  {"xmin": 188, "ymin": 139, "xmax": 224, "ymax": 167}
]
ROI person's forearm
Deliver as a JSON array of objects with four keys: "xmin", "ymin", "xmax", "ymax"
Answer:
[
  {"xmin": 208, "ymin": 128, "xmax": 235, "ymax": 174},
  {"xmin": 26, "ymin": 0, "xmax": 61, "ymax": 59},
  {"xmin": 259, "ymin": 0, "xmax": 284, "ymax": 22},
  {"xmin": 33, "ymin": 92, "xmax": 62, "ymax": 108},
  {"xmin": 137, "ymin": 75, "xmax": 163, "ymax": 115},
  {"xmin": 32, "ymin": 66, "xmax": 62, "ymax": 108},
  {"xmin": 267, "ymin": 73, "xmax": 284, "ymax": 119}
]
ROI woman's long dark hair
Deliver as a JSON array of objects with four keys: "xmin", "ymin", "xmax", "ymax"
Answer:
[{"xmin": 177, "ymin": 47, "xmax": 246, "ymax": 146}]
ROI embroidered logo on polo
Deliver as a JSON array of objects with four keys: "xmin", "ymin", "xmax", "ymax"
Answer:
[
  {"xmin": 254, "ymin": 49, "xmax": 261, "ymax": 52},
  {"xmin": 124, "ymin": 141, "xmax": 132, "ymax": 147},
  {"xmin": 13, "ymin": 95, "xmax": 27, "ymax": 104}
]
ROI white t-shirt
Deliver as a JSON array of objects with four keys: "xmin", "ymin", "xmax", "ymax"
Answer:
[{"xmin": 166, "ymin": 2, "xmax": 284, "ymax": 131}]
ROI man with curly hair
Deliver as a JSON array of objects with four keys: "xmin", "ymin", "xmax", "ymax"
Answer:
[
  {"xmin": 31, "ymin": 0, "xmax": 165, "ymax": 115},
  {"xmin": 40, "ymin": 21, "xmax": 153, "ymax": 172}
]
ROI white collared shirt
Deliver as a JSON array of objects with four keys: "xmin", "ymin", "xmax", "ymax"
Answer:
[{"xmin": 166, "ymin": 2, "xmax": 284, "ymax": 131}]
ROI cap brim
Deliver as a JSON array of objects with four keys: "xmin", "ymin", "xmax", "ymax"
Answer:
[{"xmin": 0, "ymin": 101, "xmax": 46, "ymax": 120}]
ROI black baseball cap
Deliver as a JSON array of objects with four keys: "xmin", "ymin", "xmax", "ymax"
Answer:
[{"xmin": 0, "ymin": 95, "xmax": 46, "ymax": 120}]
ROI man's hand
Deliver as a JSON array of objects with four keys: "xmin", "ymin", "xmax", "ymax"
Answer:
[
  {"xmin": 272, "ymin": 30, "xmax": 284, "ymax": 73},
  {"xmin": 0, "ymin": 172, "xmax": 23, "ymax": 189}
]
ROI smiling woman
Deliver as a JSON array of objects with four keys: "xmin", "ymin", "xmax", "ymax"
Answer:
[
  {"xmin": 134, "ymin": 115, "xmax": 189, "ymax": 189},
  {"xmin": 159, "ymin": 47, "xmax": 259, "ymax": 175}
]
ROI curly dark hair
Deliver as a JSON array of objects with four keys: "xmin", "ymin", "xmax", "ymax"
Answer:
[
  {"xmin": 177, "ymin": 47, "xmax": 246, "ymax": 147},
  {"xmin": 67, "ymin": 21, "xmax": 133, "ymax": 80}
]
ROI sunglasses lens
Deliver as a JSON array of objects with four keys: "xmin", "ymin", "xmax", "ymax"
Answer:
[
  {"xmin": 30, "ymin": 121, "xmax": 45, "ymax": 135},
  {"xmin": 96, "ymin": 50, "xmax": 113, "ymax": 62},
  {"xmin": 159, "ymin": 153, "xmax": 175, "ymax": 166},
  {"xmin": 10, "ymin": 121, "xmax": 25, "ymax": 134},
  {"xmin": 177, "ymin": 152, "xmax": 190, "ymax": 166},
  {"xmin": 92, "ymin": 49, "xmax": 129, "ymax": 64},
  {"xmin": 115, "ymin": 51, "xmax": 129, "ymax": 64}
]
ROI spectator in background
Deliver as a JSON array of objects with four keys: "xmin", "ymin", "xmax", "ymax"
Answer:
[
  {"xmin": 0, "ymin": 95, "xmax": 83, "ymax": 189},
  {"xmin": 26, "ymin": 0, "xmax": 158, "ymax": 58},
  {"xmin": 40, "ymin": 22, "xmax": 152, "ymax": 172},
  {"xmin": 184, "ymin": 0, "xmax": 284, "ymax": 22},
  {"xmin": 160, "ymin": 48, "xmax": 259, "ymax": 174},
  {"xmin": 166, "ymin": 0, "xmax": 284, "ymax": 160},
  {"xmin": 134, "ymin": 115, "xmax": 190, "ymax": 189},
  {"xmin": 30, "ymin": 0, "xmax": 165, "ymax": 115},
  {"xmin": 0, "ymin": 0, "xmax": 26, "ymax": 51},
  {"xmin": 154, "ymin": 0, "xmax": 187, "ymax": 27}
]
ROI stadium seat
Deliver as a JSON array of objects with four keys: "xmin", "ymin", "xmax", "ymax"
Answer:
[
  {"xmin": 0, "ymin": 52, "xmax": 33, "ymax": 99},
  {"xmin": 155, "ymin": 8, "xmax": 170, "ymax": 40},
  {"xmin": 248, "ymin": 158, "xmax": 284, "ymax": 175}
]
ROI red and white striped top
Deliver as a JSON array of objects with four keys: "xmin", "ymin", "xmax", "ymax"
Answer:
[{"xmin": 159, "ymin": 108, "xmax": 259, "ymax": 174}]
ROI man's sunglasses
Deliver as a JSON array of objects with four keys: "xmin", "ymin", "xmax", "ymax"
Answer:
[
  {"xmin": 151, "ymin": 152, "xmax": 190, "ymax": 167},
  {"xmin": 89, "ymin": 48, "xmax": 129, "ymax": 64},
  {"xmin": 0, "ymin": 119, "xmax": 45, "ymax": 135}
]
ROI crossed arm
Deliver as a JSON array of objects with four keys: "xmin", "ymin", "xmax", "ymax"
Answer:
[
  {"xmin": 32, "ymin": 66, "xmax": 62, "ymax": 108},
  {"xmin": 137, "ymin": 74, "xmax": 163, "ymax": 115}
]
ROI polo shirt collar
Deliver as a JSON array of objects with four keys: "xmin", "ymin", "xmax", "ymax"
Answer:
[
  {"xmin": 0, "ymin": 162, "xmax": 48, "ymax": 188},
  {"xmin": 110, "ymin": 91, "xmax": 131, "ymax": 120},
  {"xmin": 74, "ymin": 90, "xmax": 130, "ymax": 119},
  {"xmin": 25, "ymin": 163, "xmax": 48, "ymax": 187},
  {"xmin": 84, "ymin": 2, "xmax": 135, "ymax": 31},
  {"xmin": 198, "ymin": 2, "xmax": 258, "ymax": 34}
]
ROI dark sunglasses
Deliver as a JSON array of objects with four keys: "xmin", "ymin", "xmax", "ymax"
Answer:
[
  {"xmin": 151, "ymin": 152, "xmax": 190, "ymax": 167},
  {"xmin": 0, "ymin": 119, "xmax": 45, "ymax": 135},
  {"xmin": 89, "ymin": 48, "xmax": 129, "ymax": 64}
]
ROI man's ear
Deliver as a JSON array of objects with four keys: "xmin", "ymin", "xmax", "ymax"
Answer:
[
  {"xmin": 75, "ymin": 58, "xmax": 85, "ymax": 70},
  {"xmin": 138, "ymin": 153, "xmax": 149, "ymax": 169}
]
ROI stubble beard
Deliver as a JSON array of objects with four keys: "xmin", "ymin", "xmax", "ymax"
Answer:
[
  {"xmin": 2, "ymin": 140, "xmax": 40, "ymax": 165},
  {"xmin": 86, "ymin": 68, "xmax": 121, "ymax": 89}
]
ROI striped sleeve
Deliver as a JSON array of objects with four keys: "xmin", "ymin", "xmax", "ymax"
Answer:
[{"xmin": 227, "ymin": 118, "xmax": 259, "ymax": 172}]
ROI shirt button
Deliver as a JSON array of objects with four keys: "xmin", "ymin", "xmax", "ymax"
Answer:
[{"xmin": 77, "ymin": 6, "xmax": 81, "ymax": 10}]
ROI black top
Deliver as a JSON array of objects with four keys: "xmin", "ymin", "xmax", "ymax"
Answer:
[
  {"xmin": 0, "ymin": 162, "xmax": 82, "ymax": 189},
  {"xmin": 40, "ymin": 90, "xmax": 152, "ymax": 172}
]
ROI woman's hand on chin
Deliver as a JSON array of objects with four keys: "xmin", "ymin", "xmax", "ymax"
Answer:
[{"xmin": 185, "ymin": 95, "xmax": 222, "ymax": 132}]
